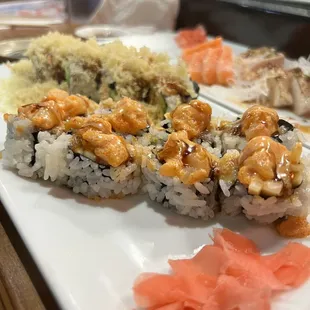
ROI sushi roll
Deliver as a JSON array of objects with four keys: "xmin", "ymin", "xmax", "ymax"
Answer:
[
  {"xmin": 141, "ymin": 100, "xmax": 309, "ymax": 223},
  {"xmin": 220, "ymin": 137, "xmax": 310, "ymax": 223},
  {"xmin": 142, "ymin": 100, "xmax": 221, "ymax": 220},
  {"xmin": 23, "ymin": 32, "xmax": 198, "ymax": 122},
  {"xmin": 3, "ymin": 89, "xmax": 309, "ymax": 226},
  {"xmin": 3, "ymin": 89, "xmax": 147, "ymax": 199},
  {"xmin": 141, "ymin": 131, "xmax": 219, "ymax": 220},
  {"xmin": 219, "ymin": 105, "xmax": 310, "ymax": 223}
]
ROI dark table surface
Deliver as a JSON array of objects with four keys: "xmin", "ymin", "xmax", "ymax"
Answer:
[{"xmin": 0, "ymin": 202, "xmax": 59, "ymax": 310}]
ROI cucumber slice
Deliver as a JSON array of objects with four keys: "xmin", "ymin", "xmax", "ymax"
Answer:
[
  {"xmin": 65, "ymin": 67, "xmax": 71, "ymax": 89},
  {"xmin": 147, "ymin": 87, "xmax": 167, "ymax": 122}
]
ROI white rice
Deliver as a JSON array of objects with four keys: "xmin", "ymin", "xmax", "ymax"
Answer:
[
  {"xmin": 278, "ymin": 127, "xmax": 300, "ymax": 150},
  {"xmin": 221, "ymin": 132, "xmax": 246, "ymax": 153},
  {"xmin": 195, "ymin": 131, "xmax": 223, "ymax": 158},
  {"xmin": 65, "ymin": 153, "xmax": 141, "ymax": 198}
]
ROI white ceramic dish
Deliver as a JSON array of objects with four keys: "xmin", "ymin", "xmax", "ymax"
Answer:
[
  {"xmin": 75, "ymin": 25, "xmax": 156, "ymax": 41},
  {"xmin": 75, "ymin": 25, "xmax": 130, "ymax": 43},
  {"xmin": 1, "ymin": 110, "xmax": 310, "ymax": 310},
  {"xmin": 1, "ymin": 36, "xmax": 310, "ymax": 310}
]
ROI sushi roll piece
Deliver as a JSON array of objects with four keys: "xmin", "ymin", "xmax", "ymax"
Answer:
[
  {"xmin": 2, "ymin": 90, "xmax": 148, "ymax": 199},
  {"xmin": 25, "ymin": 33, "xmax": 103, "ymax": 99},
  {"xmin": 220, "ymin": 136, "xmax": 310, "ymax": 223},
  {"xmin": 219, "ymin": 106, "xmax": 310, "ymax": 223},
  {"xmin": 142, "ymin": 131, "xmax": 220, "ymax": 220},
  {"xmin": 142, "ymin": 99, "xmax": 221, "ymax": 220}
]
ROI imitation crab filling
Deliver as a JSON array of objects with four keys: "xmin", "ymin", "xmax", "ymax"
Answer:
[
  {"xmin": 157, "ymin": 131, "xmax": 217, "ymax": 185},
  {"xmin": 66, "ymin": 115, "xmax": 129, "ymax": 167},
  {"xmin": 108, "ymin": 97, "xmax": 149, "ymax": 135},
  {"xmin": 241, "ymin": 105, "xmax": 279, "ymax": 140},
  {"xmin": 170, "ymin": 100, "xmax": 212, "ymax": 139},
  {"xmin": 238, "ymin": 136, "xmax": 303, "ymax": 197}
]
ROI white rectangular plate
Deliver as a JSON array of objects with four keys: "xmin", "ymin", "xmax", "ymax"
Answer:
[
  {"xmin": 1, "ymin": 113, "xmax": 310, "ymax": 310},
  {"xmin": 1, "ymin": 36, "xmax": 310, "ymax": 310}
]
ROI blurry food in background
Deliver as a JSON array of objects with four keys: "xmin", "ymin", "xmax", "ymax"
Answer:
[
  {"xmin": 0, "ymin": 32, "xmax": 198, "ymax": 122},
  {"xmin": 175, "ymin": 26, "xmax": 310, "ymax": 117},
  {"xmin": 90, "ymin": 0, "xmax": 180, "ymax": 30},
  {"xmin": 175, "ymin": 24, "xmax": 206, "ymax": 48},
  {"xmin": 182, "ymin": 37, "xmax": 223, "ymax": 63},
  {"xmin": 234, "ymin": 50, "xmax": 310, "ymax": 117},
  {"xmin": 0, "ymin": 0, "xmax": 65, "ymax": 26},
  {"xmin": 236, "ymin": 47, "xmax": 285, "ymax": 81},
  {"xmin": 175, "ymin": 28, "xmax": 234, "ymax": 86},
  {"xmin": 175, "ymin": 0, "xmax": 310, "ymax": 59},
  {"xmin": 290, "ymin": 68, "xmax": 310, "ymax": 116}
]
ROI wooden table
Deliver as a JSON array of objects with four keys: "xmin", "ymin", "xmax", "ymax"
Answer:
[
  {"xmin": 0, "ymin": 210, "xmax": 46, "ymax": 310},
  {"xmin": 0, "ymin": 22, "xmax": 79, "ymax": 310},
  {"xmin": 0, "ymin": 222, "xmax": 41, "ymax": 310},
  {"xmin": 0, "ymin": 201, "xmax": 62, "ymax": 310}
]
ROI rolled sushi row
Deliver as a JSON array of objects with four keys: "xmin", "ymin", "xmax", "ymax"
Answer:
[
  {"xmin": 141, "ymin": 102, "xmax": 309, "ymax": 222},
  {"xmin": 12, "ymin": 32, "xmax": 198, "ymax": 123},
  {"xmin": 3, "ymin": 89, "xmax": 309, "ymax": 225},
  {"xmin": 3, "ymin": 90, "xmax": 145, "ymax": 199}
]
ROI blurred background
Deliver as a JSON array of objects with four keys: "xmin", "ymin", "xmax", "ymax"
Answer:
[{"xmin": 0, "ymin": 0, "xmax": 309, "ymax": 57}]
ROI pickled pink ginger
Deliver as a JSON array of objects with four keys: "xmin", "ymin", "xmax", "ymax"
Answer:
[{"xmin": 133, "ymin": 228, "xmax": 310, "ymax": 310}]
